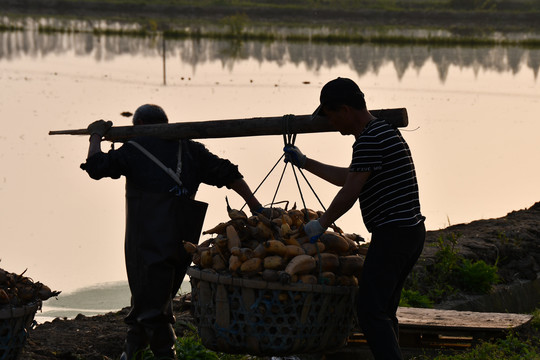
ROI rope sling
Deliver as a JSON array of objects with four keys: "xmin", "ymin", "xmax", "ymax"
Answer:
[
  {"xmin": 240, "ymin": 114, "xmax": 338, "ymax": 230},
  {"xmin": 237, "ymin": 114, "xmax": 343, "ymax": 282}
]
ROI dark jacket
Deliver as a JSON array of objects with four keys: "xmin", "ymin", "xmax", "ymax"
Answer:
[{"xmin": 81, "ymin": 137, "xmax": 242, "ymax": 327}]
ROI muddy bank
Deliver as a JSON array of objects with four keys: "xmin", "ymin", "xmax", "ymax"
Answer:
[
  {"xmin": 424, "ymin": 201, "xmax": 540, "ymax": 313},
  {"xmin": 423, "ymin": 202, "xmax": 540, "ymax": 293}
]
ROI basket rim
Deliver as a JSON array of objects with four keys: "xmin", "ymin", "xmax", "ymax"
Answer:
[
  {"xmin": 0, "ymin": 301, "xmax": 41, "ymax": 320},
  {"xmin": 187, "ymin": 266, "xmax": 356, "ymax": 295}
]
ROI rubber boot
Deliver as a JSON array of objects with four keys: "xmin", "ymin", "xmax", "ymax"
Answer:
[
  {"xmin": 119, "ymin": 343, "xmax": 147, "ymax": 360},
  {"xmin": 120, "ymin": 324, "xmax": 149, "ymax": 360},
  {"xmin": 152, "ymin": 347, "xmax": 177, "ymax": 360},
  {"xmin": 149, "ymin": 323, "xmax": 177, "ymax": 360}
]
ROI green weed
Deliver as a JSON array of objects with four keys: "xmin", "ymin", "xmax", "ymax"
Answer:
[
  {"xmin": 132, "ymin": 323, "xmax": 261, "ymax": 359},
  {"xmin": 457, "ymin": 259, "xmax": 500, "ymax": 293},
  {"xmin": 531, "ymin": 308, "xmax": 540, "ymax": 330},
  {"xmin": 399, "ymin": 288, "xmax": 434, "ymax": 308},
  {"xmin": 426, "ymin": 233, "xmax": 461, "ymax": 302},
  {"xmin": 403, "ymin": 233, "xmax": 500, "ymax": 305},
  {"xmin": 428, "ymin": 332, "xmax": 540, "ymax": 359},
  {"xmin": 175, "ymin": 335, "xmax": 219, "ymax": 360}
]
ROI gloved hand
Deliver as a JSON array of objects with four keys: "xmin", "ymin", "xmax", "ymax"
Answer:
[
  {"xmin": 87, "ymin": 120, "xmax": 113, "ymax": 137},
  {"xmin": 251, "ymin": 206, "xmax": 265, "ymax": 216},
  {"xmin": 283, "ymin": 145, "xmax": 307, "ymax": 168},
  {"xmin": 251, "ymin": 206, "xmax": 279, "ymax": 219},
  {"xmin": 304, "ymin": 220, "xmax": 326, "ymax": 243}
]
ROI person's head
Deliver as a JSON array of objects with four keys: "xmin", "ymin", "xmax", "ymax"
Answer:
[
  {"xmin": 313, "ymin": 78, "xmax": 368, "ymax": 136},
  {"xmin": 132, "ymin": 104, "xmax": 169, "ymax": 125},
  {"xmin": 312, "ymin": 77, "xmax": 367, "ymax": 118}
]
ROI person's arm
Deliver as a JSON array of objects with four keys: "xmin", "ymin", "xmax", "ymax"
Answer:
[
  {"xmin": 303, "ymin": 158, "xmax": 349, "ymax": 187},
  {"xmin": 318, "ymin": 170, "xmax": 370, "ymax": 228},
  {"xmin": 86, "ymin": 120, "xmax": 112, "ymax": 158},
  {"xmin": 283, "ymin": 145, "xmax": 348, "ymax": 186},
  {"xmin": 88, "ymin": 133, "xmax": 103, "ymax": 158},
  {"xmin": 81, "ymin": 120, "xmax": 125, "ymax": 180},
  {"xmin": 227, "ymin": 178, "xmax": 263, "ymax": 213}
]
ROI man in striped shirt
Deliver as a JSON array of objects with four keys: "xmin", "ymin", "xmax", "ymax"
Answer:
[{"xmin": 284, "ymin": 77, "xmax": 425, "ymax": 360}]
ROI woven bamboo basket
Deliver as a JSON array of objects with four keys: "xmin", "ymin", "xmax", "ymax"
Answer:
[
  {"xmin": 0, "ymin": 301, "xmax": 40, "ymax": 360},
  {"xmin": 187, "ymin": 267, "xmax": 358, "ymax": 356}
]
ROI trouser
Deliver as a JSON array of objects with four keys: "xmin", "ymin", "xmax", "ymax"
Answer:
[
  {"xmin": 122, "ymin": 188, "xmax": 207, "ymax": 359},
  {"xmin": 123, "ymin": 249, "xmax": 192, "ymax": 359},
  {"xmin": 357, "ymin": 222, "xmax": 426, "ymax": 360}
]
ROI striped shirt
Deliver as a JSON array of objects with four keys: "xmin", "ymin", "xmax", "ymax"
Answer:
[{"xmin": 350, "ymin": 119, "xmax": 424, "ymax": 232}]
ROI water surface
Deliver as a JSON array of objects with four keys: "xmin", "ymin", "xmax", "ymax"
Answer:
[{"xmin": 1, "ymin": 30, "xmax": 539, "ymax": 301}]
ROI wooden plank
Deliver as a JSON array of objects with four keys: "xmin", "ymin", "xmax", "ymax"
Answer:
[
  {"xmin": 347, "ymin": 329, "xmax": 472, "ymax": 349},
  {"xmin": 396, "ymin": 307, "xmax": 532, "ymax": 332},
  {"xmin": 48, "ymin": 108, "xmax": 408, "ymax": 142},
  {"xmin": 342, "ymin": 307, "xmax": 533, "ymax": 352}
]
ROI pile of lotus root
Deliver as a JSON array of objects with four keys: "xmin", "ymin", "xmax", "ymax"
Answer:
[
  {"xmin": 0, "ymin": 266, "xmax": 61, "ymax": 307},
  {"xmin": 185, "ymin": 203, "xmax": 367, "ymax": 286}
]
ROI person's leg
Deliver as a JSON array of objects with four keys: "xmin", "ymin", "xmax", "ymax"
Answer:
[
  {"xmin": 137, "ymin": 261, "xmax": 177, "ymax": 359},
  {"xmin": 123, "ymin": 255, "xmax": 149, "ymax": 360},
  {"xmin": 388, "ymin": 223, "xmax": 426, "ymax": 334},
  {"xmin": 385, "ymin": 223, "xmax": 426, "ymax": 338},
  {"xmin": 121, "ymin": 317, "xmax": 149, "ymax": 360},
  {"xmin": 357, "ymin": 237, "xmax": 403, "ymax": 359},
  {"xmin": 149, "ymin": 323, "xmax": 177, "ymax": 359},
  {"xmin": 356, "ymin": 223, "xmax": 425, "ymax": 360}
]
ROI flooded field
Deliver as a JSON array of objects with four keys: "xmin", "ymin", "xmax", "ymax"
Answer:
[{"xmin": 1, "ymin": 26, "xmax": 539, "ymax": 302}]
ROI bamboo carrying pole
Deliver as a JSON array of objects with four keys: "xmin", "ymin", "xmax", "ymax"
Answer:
[{"xmin": 49, "ymin": 108, "xmax": 407, "ymax": 142}]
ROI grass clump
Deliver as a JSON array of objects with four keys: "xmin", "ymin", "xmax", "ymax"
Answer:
[
  {"xmin": 424, "ymin": 332, "xmax": 540, "ymax": 359},
  {"xmin": 136, "ymin": 324, "xmax": 262, "ymax": 360},
  {"xmin": 402, "ymin": 233, "xmax": 500, "ymax": 307},
  {"xmin": 457, "ymin": 258, "xmax": 500, "ymax": 293},
  {"xmin": 531, "ymin": 308, "xmax": 540, "ymax": 330},
  {"xmin": 174, "ymin": 331, "xmax": 219, "ymax": 360},
  {"xmin": 399, "ymin": 288, "xmax": 434, "ymax": 308}
]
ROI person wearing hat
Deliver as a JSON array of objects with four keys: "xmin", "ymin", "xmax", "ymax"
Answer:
[
  {"xmin": 82, "ymin": 104, "xmax": 264, "ymax": 360},
  {"xmin": 284, "ymin": 78, "xmax": 425, "ymax": 359}
]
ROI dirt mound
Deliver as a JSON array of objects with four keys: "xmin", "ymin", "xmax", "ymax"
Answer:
[{"xmin": 422, "ymin": 201, "xmax": 540, "ymax": 284}]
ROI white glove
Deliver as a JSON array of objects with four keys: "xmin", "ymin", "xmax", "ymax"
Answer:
[
  {"xmin": 304, "ymin": 220, "xmax": 326, "ymax": 243},
  {"xmin": 283, "ymin": 145, "xmax": 307, "ymax": 168}
]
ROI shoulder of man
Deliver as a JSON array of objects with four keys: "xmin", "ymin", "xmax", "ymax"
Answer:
[{"xmin": 183, "ymin": 139, "xmax": 209, "ymax": 154}]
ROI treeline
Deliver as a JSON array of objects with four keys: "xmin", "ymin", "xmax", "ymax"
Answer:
[
  {"xmin": 1, "ymin": 0, "xmax": 539, "ymax": 45},
  {"xmin": 3, "ymin": 0, "xmax": 540, "ymax": 16}
]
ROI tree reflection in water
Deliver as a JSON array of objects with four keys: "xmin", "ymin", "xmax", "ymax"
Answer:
[{"xmin": 0, "ymin": 26, "xmax": 538, "ymax": 82}]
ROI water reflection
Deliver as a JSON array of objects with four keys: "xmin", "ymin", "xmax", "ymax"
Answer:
[
  {"xmin": 2, "ymin": 17, "xmax": 539, "ymax": 297},
  {"xmin": 1, "ymin": 30, "xmax": 538, "ymax": 82}
]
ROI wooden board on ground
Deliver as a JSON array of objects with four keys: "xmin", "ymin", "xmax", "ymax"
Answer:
[
  {"xmin": 342, "ymin": 307, "xmax": 533, "ymax": 353},
  {"xmin": 397, "ymin": 307, "xmax": 532, "ymax": 333}
]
